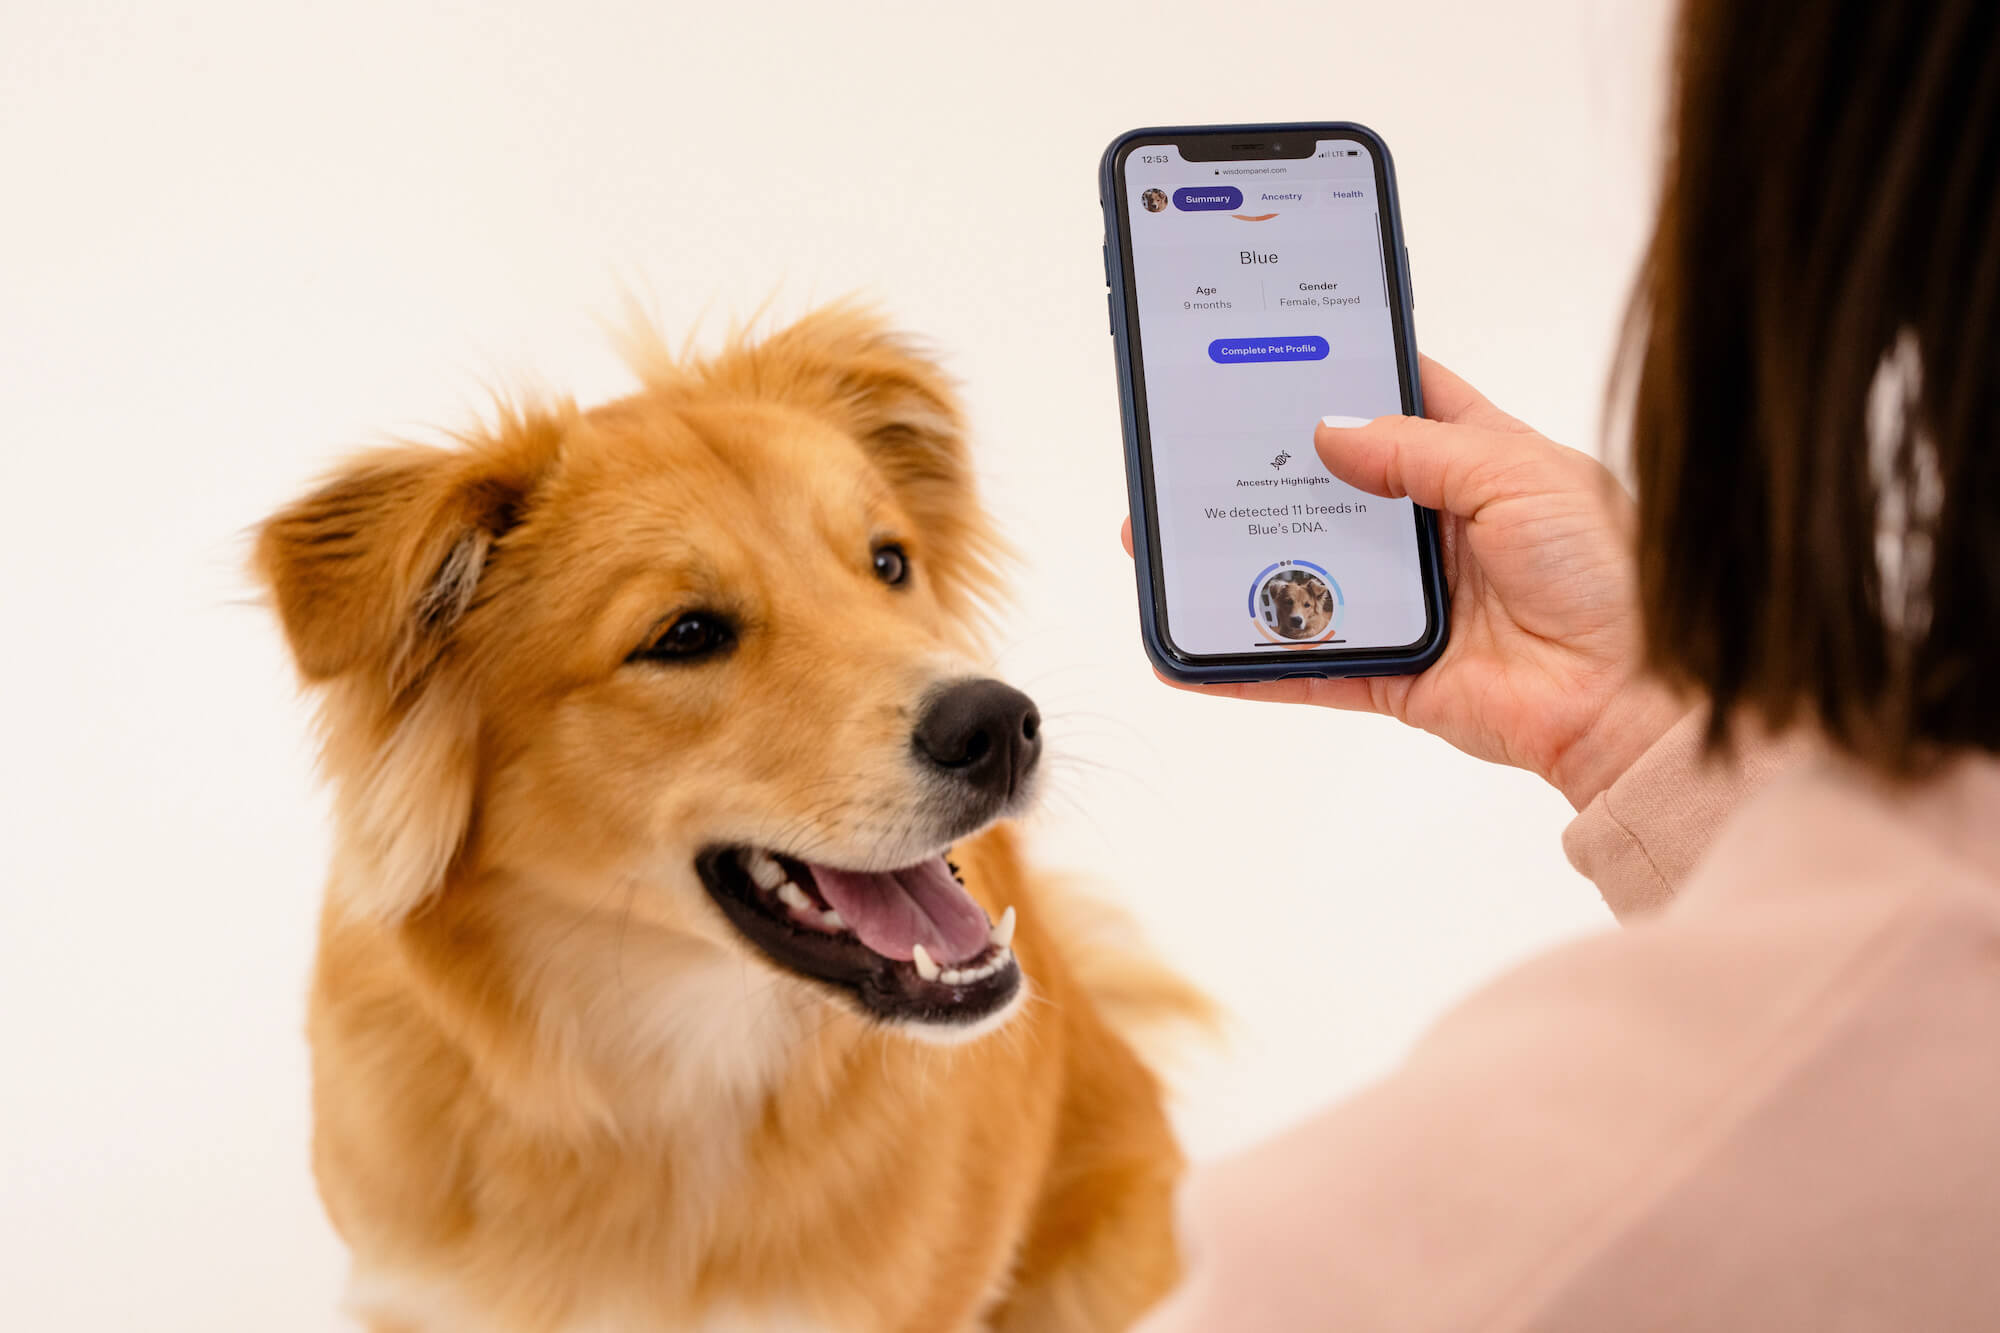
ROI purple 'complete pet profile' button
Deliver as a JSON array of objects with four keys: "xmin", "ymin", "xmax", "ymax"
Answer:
[{"xmin": 1207, "ymin": 336, "xmax": 1330, "ymax": 364}]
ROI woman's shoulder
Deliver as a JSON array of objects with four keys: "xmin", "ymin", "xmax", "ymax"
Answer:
[
  {"xmin": 1675, "ymin": 745, "xmax": 2000, "ymax": 919},
  {"xmin": 1150, "ymin": 764, "xmax": 2000, "ymax": 1332}
]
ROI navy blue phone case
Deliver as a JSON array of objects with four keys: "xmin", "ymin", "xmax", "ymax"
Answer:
[{"xmin": 1099, "ymin": 122, "xmax": 1449, "ymax": 684}]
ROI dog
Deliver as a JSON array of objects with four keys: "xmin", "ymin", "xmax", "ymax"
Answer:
[
  {"xmin": 254, "ymin": 305, "xmax": 1203, "ymax": 1332},
  {"xmin": 1264, "ymin": 572, "xmax": 1334, "ymax": 639}
]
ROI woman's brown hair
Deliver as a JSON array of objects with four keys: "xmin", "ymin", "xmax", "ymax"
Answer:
[{"xmin": 1625, "ymin": 0, "xmax": 2000, "ymax": 771}]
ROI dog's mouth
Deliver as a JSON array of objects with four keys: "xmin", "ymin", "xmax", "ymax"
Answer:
[{"xmin": 695, "ymin": 846, "xmax": 1021, "ymax": 1028}]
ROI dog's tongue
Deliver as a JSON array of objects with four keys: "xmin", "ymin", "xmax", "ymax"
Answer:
[{"xmin": 808, "ymin": 855, "xmax": 990, "ymax": 965}]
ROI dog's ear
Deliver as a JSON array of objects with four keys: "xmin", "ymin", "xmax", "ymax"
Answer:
[
  {"xmin": 258, "ymin": 445, "xmax": 522, "ymax": 692},
  {"xmin": 253, "ymin": 412, "xmax": 563, "ymax": 921},
  {"xmin": 679, "ymin": 304, "xmax": 1008, "ymax": 635}
]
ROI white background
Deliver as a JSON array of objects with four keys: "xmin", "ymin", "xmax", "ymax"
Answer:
[{"xmin": 0, "ymin": 2, "xmax": 1670, "ymax": 1327}]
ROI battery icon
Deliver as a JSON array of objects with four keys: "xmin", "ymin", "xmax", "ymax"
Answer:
[{"xmin": 1344, "ymin": 149, "xmax": 1359, "ymax": 156}]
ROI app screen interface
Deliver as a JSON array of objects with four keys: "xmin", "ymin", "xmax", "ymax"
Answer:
[{"xmin": 1124, "ymin": 140, "xmax": 1428, "ymax": 658}]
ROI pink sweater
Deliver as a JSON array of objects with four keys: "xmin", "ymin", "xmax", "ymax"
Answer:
[{"xmin": 1139, "ymin": 713, "xmax": 2000, "ymax": 1331}]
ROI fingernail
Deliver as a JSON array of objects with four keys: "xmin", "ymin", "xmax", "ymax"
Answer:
[{"xmin": 1320, "ymin": 415, "xmax": 1371, "ymax": 429}]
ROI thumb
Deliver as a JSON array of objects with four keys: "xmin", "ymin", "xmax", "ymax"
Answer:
[{"xmin": 1313, "ymin": 413, "xmax": 1532, "ymax": 520}]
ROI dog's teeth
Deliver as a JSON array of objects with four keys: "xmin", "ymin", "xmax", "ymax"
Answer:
[
  {"xmin": 911, "ymin": 944, "xmax": 941, "ymax": 982},
  {"xmin": 989, "ymin": 906, "xmax": 1017, "ymax": 950},
  {"xmin": 747, "ymin": 853, "xmax": 784, "ymax": 891},
  {"xmin": 821, "ymin": 909, "xmax": 846, "ymax": 930},
  {"xmin": 777, "ymin": 882, "xmax": 813, "ymax": 913},
  {"xmin": 940, "ymin": 968, "xmax": 963, "ymax": 985}
]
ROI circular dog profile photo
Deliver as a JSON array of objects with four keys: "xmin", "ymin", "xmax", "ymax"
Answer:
[
  {"xmin": 1140, "ymin": 187, "xmax": 1169, "ymax": 213},
  {"xmin": 1255, "ymin": 566, "xmax": 1340, "ymax": 641}
]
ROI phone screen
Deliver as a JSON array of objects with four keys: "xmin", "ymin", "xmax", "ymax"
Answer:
[{"xmin": 1115, "ymin": 136, "xmax": 1433, "ymax": 662}]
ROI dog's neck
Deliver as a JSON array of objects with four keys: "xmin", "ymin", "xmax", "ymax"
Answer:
[{"xmin": 389, "ymin": 869, "xmax": 841, "ymax": 1149}]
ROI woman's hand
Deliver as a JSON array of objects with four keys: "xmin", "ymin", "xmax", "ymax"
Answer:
[{"xmin": 1123, "ymin": 357, "xmax": 1687, "ymax": 810}]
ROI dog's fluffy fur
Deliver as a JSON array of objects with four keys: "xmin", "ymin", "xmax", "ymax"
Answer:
[{"xmin": 255, "ymin": 306, "xmax": 1203, "ymax": 1332}]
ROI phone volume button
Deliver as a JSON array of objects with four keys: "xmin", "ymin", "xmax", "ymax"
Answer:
[
  {"xmin": 1102, "ymin": 241, "xmax": 1112, "ymax": 288},
  {"xmin": 1106, "ymin": 290, "xmax": 1116, "ymax": 335}
]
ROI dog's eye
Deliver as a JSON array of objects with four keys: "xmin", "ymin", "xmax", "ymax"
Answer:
[
  {"xmin": 872, "ymin": 543, "xmax": 909, "ymax": 587},
  {"xmin": 630, "ymin": 612, "xmax": 736, "ymax": 664}
]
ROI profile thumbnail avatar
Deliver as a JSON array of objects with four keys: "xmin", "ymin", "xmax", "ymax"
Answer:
[
  {"xmin": 1253, "ymin": 564, "xmax": 1342, "ymax": 642},
  {"xmin": 1140, "ymin": 188, "xmax": 1169, "ymax": 213}
]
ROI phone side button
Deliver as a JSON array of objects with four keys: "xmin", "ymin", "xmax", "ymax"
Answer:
[
  {"xmin": 1106, "ymin": 291, "xmax": 1116, "ymax": 335},
  {"xmin": 1103, "ymin": 241, "xmax": 1112, "ymax": 288},
  {"xmin": 1404, "ymin": 245, "xmax": 1416, "ymax": 308}
]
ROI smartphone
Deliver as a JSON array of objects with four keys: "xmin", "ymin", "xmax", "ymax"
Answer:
[{"xmin": 1101, "ymin": 123, "xmax": 1447, "ymax": 682}]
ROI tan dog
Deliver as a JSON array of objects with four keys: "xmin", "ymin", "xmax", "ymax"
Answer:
[{"xmin": 254, "ymin": 306, "xmax": 1199, "ymax": 1333}]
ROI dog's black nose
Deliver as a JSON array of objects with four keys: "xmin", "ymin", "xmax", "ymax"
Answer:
[{"xmin": 913, "ymin": 679, "xmax": 1042, "ymax": 799}]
